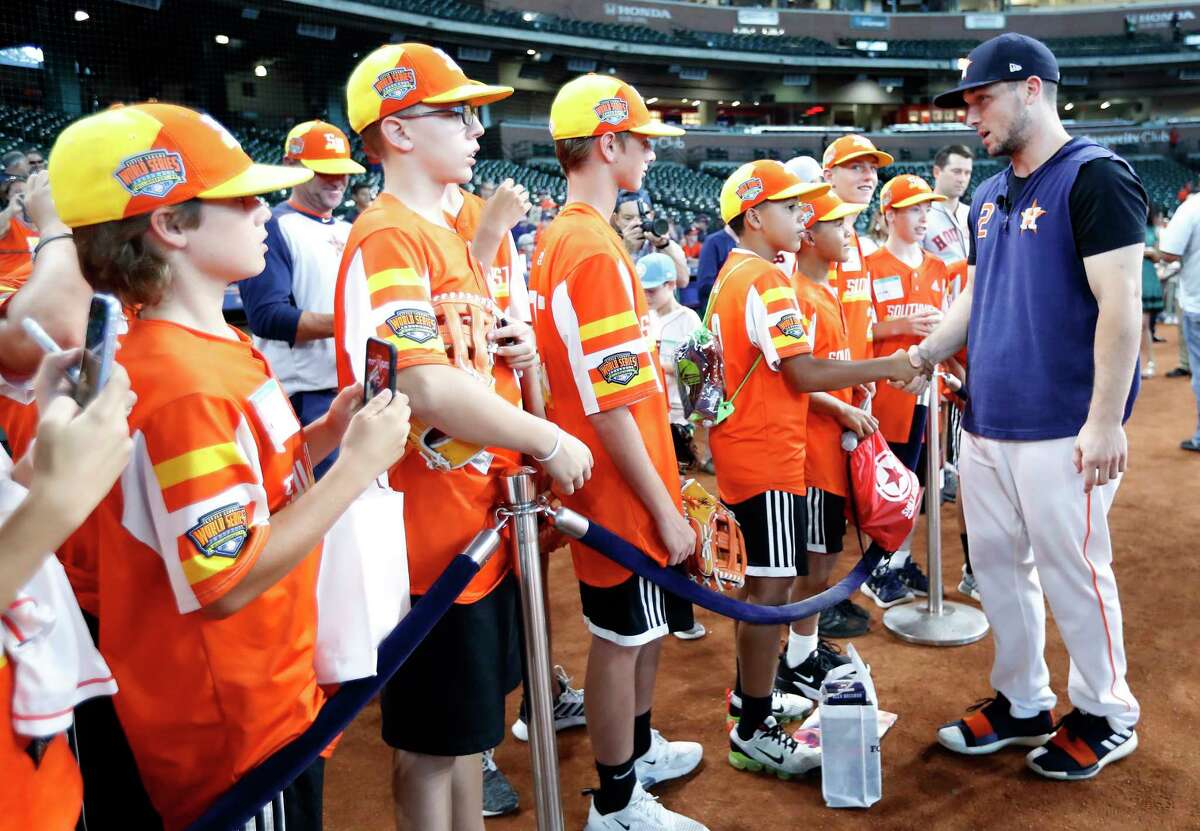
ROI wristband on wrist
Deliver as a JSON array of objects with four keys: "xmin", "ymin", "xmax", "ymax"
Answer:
[
  {"xmin": 33, "ymin": 232, "xmax": 74, "ymax": 259},
  {"xmin": 532, "ymin": 428, "xmax": 562, "ymax": 463}
]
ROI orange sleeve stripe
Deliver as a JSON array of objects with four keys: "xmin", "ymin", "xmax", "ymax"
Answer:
[
  {"xmin": 160, "ymin": 466, "xmax": 258, "ymax": 514},
  {"xmin": 369, "ymin": 284, "xmax": 428, "ymax": 307},
  {"xmin": 580, "ymin": 325, "xmax": 646, "ymax": 356}
]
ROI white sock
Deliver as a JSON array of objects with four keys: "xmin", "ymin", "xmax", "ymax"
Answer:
[
  {"xmin": 1009, "ymin": 701, "xmax": 1041, "ymax": 720},
  {"xmin": 890, "ymin": 550, "xmax": 911, "ymax": 569},
  {"xmin": 786, "ymin": 630, "xmax": 819, "ymax": 668}
]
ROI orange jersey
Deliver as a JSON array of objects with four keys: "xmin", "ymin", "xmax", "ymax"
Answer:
[
  {"xmin": 0, "ymin": 657, "xmax": 82, "ymax": 831},
  {"xmin": 0, "ymin": 218, "xmax": 35, "ymax": 279},
  {"xmin": 529, "ymin": 203, "xmax": 678, "ymax": 588},
  {"xmin": 832, "ymin": 229, "xmax": 875, "ymax": 361},
  {"xmin": 71, "ymin": 320, "xmax": 323, "ymax": 830},
  {"xmin": 334, "ymin": 192, "xmax": 518, "ymax": 602},
  {"xmin": 447, "ymin": 188, "xmax": 529, "ymax": 322},
  {"xmin": 793, "ymin": 275, "xmax": 853, "ymax": 497},
  {"xmin": 0, "ymin": 261, "xmax": 37, "ymax": 464},
  {"xmin": 707, "ymin": 249, "xmax": 813, "ymax": 505},
  {"xmin": 866, "ymin": 247, "xmax": 948, "ymax": 443}
]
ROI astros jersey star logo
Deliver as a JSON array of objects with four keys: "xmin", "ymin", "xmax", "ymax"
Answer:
[{"xmin": 1020, "ymin": 199, "xmax": 1047, "ymax": 233}]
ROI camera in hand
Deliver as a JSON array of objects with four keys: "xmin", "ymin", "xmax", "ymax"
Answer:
[{"xmin": 638, "ymin": 202, "xmax": 670, "ymax": 238}]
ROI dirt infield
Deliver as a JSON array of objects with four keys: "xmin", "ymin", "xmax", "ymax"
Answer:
[{"xmin": 324, "ymin": 331, "xmax": 1200, "ymax": 831}]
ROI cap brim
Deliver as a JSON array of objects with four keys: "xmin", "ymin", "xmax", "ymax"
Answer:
[
  {"xmin": 890, "ymin": 193, "xmax": 947, "ymax": 208},
  {"xmin": 816, "ymin": 201, "xmax": 866, "ymax": 222},
  {"xmin": 932, "ymin": 79, "xmax": 994, "ymax": 109},
  {"xmin": 301, "ymin": 157, "xmax": 367, "ymax": 175},
  {"xmin": 199, "ymin": 162, "xmax": 314, "ymax": 199},
  {"xmin": 424, "ymin": 82, "xmax": 514, "ymax": 107},
  {"xmin": 630, "ymin": 121, "xmax": 685, "ymax": 137},
  {"xmin": 832, "ymin": 149, "xmax": 895, "ymax": 169},
  {"xmin": 767, "ymin": 180, "xmax": 829, "ymax": 203}
]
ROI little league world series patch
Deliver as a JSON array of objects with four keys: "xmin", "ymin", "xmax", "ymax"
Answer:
[
  {"xmin": 113, "ymin": 149, "xmax": 187, "ymax": 198},
  {"xmin": 187, "ymin": 503, "xmax": 250, "ymax": 558}
]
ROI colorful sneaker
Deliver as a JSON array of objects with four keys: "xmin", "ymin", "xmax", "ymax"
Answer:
[
  {"xmin": 818, "ymin": 601, "xmax": 870, "ymax": 638},
  {"xmin": 937, "ymin": 693, "xmax": 1055, "ymax": 755},
  {"xmin": 726, "ymin": 689, "xmax": 814, "ymax": 726},
  {"xmin": 584, "ymin": 781, "xmax": 709, "ymax": 830},
  {"xmin": 958, "ymin": 566, "xmax": 981, "ymax": 602},
  {"xmin": 728, "ymin": 717, "xmax": 821, "ymax": 779},
  {"xmin": 511, "ymin": 665, "xmax": 586, "ymax": 742},
  {"xmin": 1026, "ymin": 709, "xmax": 1138, "ymax": 780},
  {"xmin": 672, "ymin": 622, "xmax": 707, "ymax": 641},
  {"xmin": 481, "ymin": 749, "xmax": 518, "ymax": 817},
  {"xmin": 896, "ymin": 559, "xmax": 929, "ymax": 597},
  {"xmin": 774, "ymin": 641, "xmax": 854, "ymax": 700},
  {"xmin": 861, "ymin": 564, "xmax": 915, "ymax": 608},
  {"xmin": 635, "ymin": 729, "xmax": 703, "ymax": 790}
]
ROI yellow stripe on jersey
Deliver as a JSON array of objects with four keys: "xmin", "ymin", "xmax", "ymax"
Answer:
[
  {"xmin": 760, "ymin": 286, "xmax": 795, "ymax": 306},
  {"xmin": 154, "ymin": 442, "xmax": 247, "ymax": 490},
  {"xmin": 579, "ymin": 310, "xmax": 639, "ymax": 342},
  {"xmin": 180, "ymin": 548, "xmax": 243, "ymax": 586},
  {"xmin": 367, "ymin": 267, "xmax": 423, "ymax": 294},
  {"xmin": 772, "ymin": 333, "xmax": 808, "ymax": 351}
]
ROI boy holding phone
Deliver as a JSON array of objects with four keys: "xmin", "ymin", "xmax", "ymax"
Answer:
[{"xmin": 337, "ymin": 44, "xmax": 593, "ymax": 831}]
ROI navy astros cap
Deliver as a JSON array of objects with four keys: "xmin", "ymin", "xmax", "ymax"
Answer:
[{"xmin": 934, "ymin": 33, "xmax": 1060, "ymax": 109}]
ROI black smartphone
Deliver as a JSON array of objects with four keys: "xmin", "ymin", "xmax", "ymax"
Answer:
[
  {"xmin": 364, "ymin": 337, "xmax": 397, "ymax": 405},
  {"xmin": 74, "ymin": 293, "xmax": 121, "ymax": 406},
  {"xmin": 495, "ymin": 315, "xmax": 518, "ymax": 347}
]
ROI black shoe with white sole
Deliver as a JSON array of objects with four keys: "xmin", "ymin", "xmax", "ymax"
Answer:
[
  {"xmin": 774, "ymin": 641, "xmax": 852, "ymax": 700},
  {"xmin": 1026, "ymin": 709, "xmax": 1138, "ymax": 781},
  {"xmin": 937, "ymin": 692, "xmax": 1054, "ymax": 755}
]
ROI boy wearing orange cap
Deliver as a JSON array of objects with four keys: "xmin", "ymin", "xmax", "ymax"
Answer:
[
  {"xmin": 239, "ymin": 120, "xmax": 366, "ymax": 478},
  {"xmin": 338, "ymin": 45, "xmax": 593, "ymax": 830},
  {"xmin": 706, "ymin": 161, "xmax": 918, "ymax": 780},
  {"xmin": 48, "ymin": 102, "xmax": 412, "ymax": 830},
  {"xmin": 861, "ymin": 174, "xmax": 951, "ymax": 606},
  {"xmin": 529, "ymin": 74, "xmax": 705, "ymax": 831}
]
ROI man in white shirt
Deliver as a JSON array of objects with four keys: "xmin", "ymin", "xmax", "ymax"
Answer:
[
  {"xmin": 1158, "ymin": 193, "xmax": 1200, "ymax": 451},
  {"xmin": 923, "ymin": 144, "xmax": 974, "ymax": 267}
]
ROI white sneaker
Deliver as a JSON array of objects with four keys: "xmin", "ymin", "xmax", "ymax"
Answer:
[
  {"xmin": 728, "ymin": 717, "xmax": 820, "ymax": 779},
  {"xmin": 584, "ymin": 781, "xmax": 709, "ymax": 831},
  {"xmin": 727, "ymin": 689, "xmax": 814, "ymax": 724},
  {"xmin": 511, "ymin": 665, "xmax": 586, "ymax": 742},
  {"xmin": 634, "ymin": 729, "xmax": 703, "ymax": 789},
  {"xmin": 672, "ymin": 622, "xmax": 707, "ymax": 640}
]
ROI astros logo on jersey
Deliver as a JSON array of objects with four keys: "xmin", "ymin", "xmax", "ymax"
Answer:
[
  {"xmin": 373, "ymin": 67, "xmax": 418, "ymax": 101},
  {"xmin": 187, "ymin": 503, "xmax": 250, "ymax": 558},
  {"xmin": 598, "ymin": 351, "xmax": 640, "ymax": 385},
  {"xmin": 386, "ymin": 308, "xmax": 438, "ymax": 343},
  {"xmin": 736, "ymin": 177, "xmax": 764, "ymax": 202},
  {"xmin": 1020, "ymin": 199, "xmax": 1047, "ymax": 233},
  {"xmin": 113, "ymin": 149, "xmax": 187, "ymax": 198},
  {"xmin": 593, "ymin": 98, "xmax": 630, "ymax": 126}
]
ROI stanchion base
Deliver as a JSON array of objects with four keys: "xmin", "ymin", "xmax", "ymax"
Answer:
[{"xmin": 882, "ymin": 600, "xmax": 990, "ymax": 646}]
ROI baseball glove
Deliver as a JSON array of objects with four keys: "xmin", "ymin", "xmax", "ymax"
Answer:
[
  {"xmin": 407, "ymin": 292, "xmax": 499, "ymax": 471},
  {"xmin": 681, "ymin": 478, "xmax": 747, "ymax": 592}
]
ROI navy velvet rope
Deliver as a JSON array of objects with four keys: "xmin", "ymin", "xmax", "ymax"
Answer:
[
  {"xmin": 575, "ymin": 518, "xmax": 882, "ymax": 625},
  {"xmin": 186, "ymin": 554, "xmax": 482, "ymax": 831}
]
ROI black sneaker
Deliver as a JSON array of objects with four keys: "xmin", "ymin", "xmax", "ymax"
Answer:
[
  {"xmin": 1026, "ymin": 709, "xmax": 1138, "ymax": 780},
  {"xmin": 936, "ymin": 692, "xmax": 1054, "ymax": 755},
  {"xmin": 1166, "ymin": 366, "xmax": 1191, "ymax": 378},
  {"xmin": 481, "ymin": 749, "xmax": 519, "ymax": 817},
  {"xmin": 774, "ymin": 640, "xmax": 853, "ymax": 700},
  {"xmin": 818, "ymin": 602, "xmax": 869, "ymax": 638},
  {"xmin": 861, "ymin": 564, "xmax": 915, "ymax": 608},
  {"xmin": 897, "ymin": 560, "xmax": 929, "ymax": 597}
]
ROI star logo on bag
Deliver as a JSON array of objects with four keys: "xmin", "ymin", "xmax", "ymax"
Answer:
[
  {"xmin": 1020, "ymin": 199, "xmax": 1047, "ymax": 233},
  {"xmin": 874, "ymin": 451, "xmax": 914, "ymax": 504}
]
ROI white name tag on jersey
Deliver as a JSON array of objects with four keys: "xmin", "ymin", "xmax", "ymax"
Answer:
[
  {"xmin": 873, "ymin": 275, "xmax": 905, "ymax": 303},
  {"xmin": 249, "ymin": 378, "xmax": 301, "ymax": 452}
]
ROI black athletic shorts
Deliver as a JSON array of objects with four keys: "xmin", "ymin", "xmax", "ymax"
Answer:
[
  {"xmin": 579, "ymin": 571, "xmax": 694, "ymax": 647},
  {"xmin": 723, "ymin": 489, "xmax": 808, "ymax": 578},
  {"xmin": 805, "ymin": 488, "xmax": 846, "ymax": 555},
  {"xmin": 380, "ymin": 574, "xmax": 522, "ymax": 756},
  {"xmin": 891, "ymin": 403, "xmax": 929, "ymax": 488}
]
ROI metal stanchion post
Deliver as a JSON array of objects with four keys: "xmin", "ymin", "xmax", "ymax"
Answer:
[
  {"xmin": 884, "ymin": 379, "xmax": 989, "ymax": 646},
  {"xmin": 504, "ymin": 468, "xmax": 565, "ymax": 831}
]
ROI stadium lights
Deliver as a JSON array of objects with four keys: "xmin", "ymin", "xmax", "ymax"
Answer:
[
  {"xmin": 753, "ymin": 100, "xmax": 760, "ymax": 106},
  {"xmin": 254, "ymin": 64, "xmax": 267, "ymax": 77},
  {"xmin": 1100, "ymin": 100, "xmax": 1111, "ymax": 109},
  {"xmin": 646, "ymin": 97, "xmax": 658, "ymax": 104},
  {"xmin": 691, "ymin": 99, "xmax": 700, "ymax": 106},
  {"xmin": 526, "ymin": 48, "xmax": 535, "ymax": 55},
  {"xmin": 1064, "ymin": 102, "xmax": 1074, "ymax": 111},
  {"xmin": 731, "ymin": 100, "xmax": 741, "ymax": 106},
  {"xmin": 522, "ymin": 12, "xmax": 535, "ymax": 22},
  {"xmin": 74, "ymin": 10, "xmax": 90, "ymax": 21},
  {"xmin": 215, "ymin": 34, "xmax": 230, "ymax": 45}
]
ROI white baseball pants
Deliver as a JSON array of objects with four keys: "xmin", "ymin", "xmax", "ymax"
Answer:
[{"xmin": 959, "ymin": 431, "xmax": 1139, "ymax": 730}]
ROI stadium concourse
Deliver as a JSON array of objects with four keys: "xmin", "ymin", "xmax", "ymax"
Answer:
[{"xmin": 323, "ymin": 335, "xmax": 1200, "ymax": 830}]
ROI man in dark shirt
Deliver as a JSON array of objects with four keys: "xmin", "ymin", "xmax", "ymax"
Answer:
[{"xmin": 913, "ymin": 33, "xmax": 1144, "ymax": 783}]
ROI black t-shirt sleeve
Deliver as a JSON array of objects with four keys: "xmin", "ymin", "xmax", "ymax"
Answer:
[{"xmin": 1069, "ymin": 158, "xmax": 1148, "ymax": 259}]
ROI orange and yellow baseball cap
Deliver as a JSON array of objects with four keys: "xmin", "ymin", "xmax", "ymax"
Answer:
[
  {"xmin": 49, "ymin": 103, "xmax": 313, "ymax": 229},
  {"xmin": 719, "ymin": 160, "xmax": 829, "ymax": 224},
  {"xmin": 822, "ymin": 134, "xmax": 895, "ymax": 170},
  {"xmin": 549, "ymin": 74, "xmax": 684, "ymax": 141},
  {"xmin": 283, "ymin": 120, "xmax": 365, "ymax": 175},
  {"xmin": 797, "ymin": 191, "xmax": 866, "ymax": 229},
  {"xmin": 880, "ymin": 174, "xmax": 946, "ymax": 210},
  {"xmin": 346, "ymin": 43, "xmax": 513, "ymax": 134}
]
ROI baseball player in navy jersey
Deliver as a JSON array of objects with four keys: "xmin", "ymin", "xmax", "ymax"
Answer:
[
  {"xmin": 239, "ymin": 120, "xmax": 365, "ymax": 478},
  {"xmin": 908, "ymin": 33, "xmax": 1145, "ymax": 781}
]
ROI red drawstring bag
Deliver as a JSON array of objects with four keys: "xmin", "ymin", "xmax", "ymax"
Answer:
[{"xmin": 844, "ymin": 430, "xmax": 921, "ymax": 552}]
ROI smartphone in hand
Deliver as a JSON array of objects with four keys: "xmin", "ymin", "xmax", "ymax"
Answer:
[
  {"xmin": 74, "ymin": 293, "xmax": 121, "ymax": 406},
  {"xmin": 364, "ymin": 337, "xmax": 397, "ymax": 405}
]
